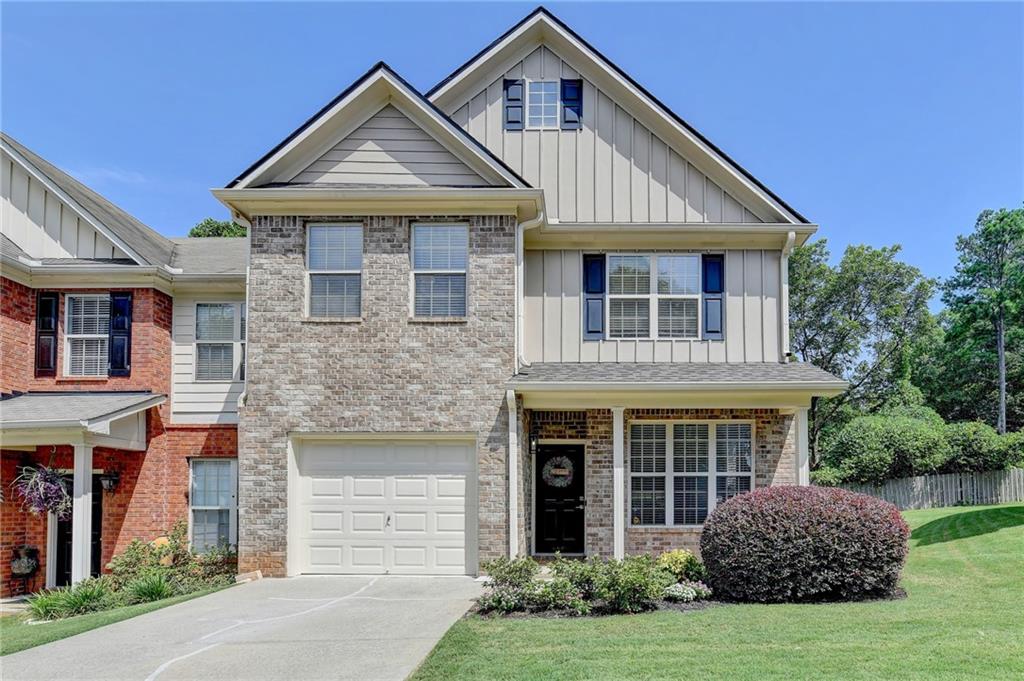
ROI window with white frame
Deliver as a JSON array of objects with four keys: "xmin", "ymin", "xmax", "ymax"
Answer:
[
  {"xmin": 607, "ymin": 254, "xmax": 701, "ymax": 340},
  {"xmin": 630, "ymin": 421, "xmax": 754, "ymax": 526},
  {"xmin": 190, "ymin": 459, "xmax": 237, "ymax": 553},
  {"xmin": 195, "ymin": 303, "xmax": 245, "ymax": 382},
  {"xmin": 527, "ymin": 80, "xmax": 559, "ymax": 128},
  {"xmin": 412, "ymin": 223, "xmax": 468, "ymax": 317},
  {"xmin": 65, "ymin": 294, "xmax": 110, "ymax": 376},
  {"xmin": 307, "ymin": 224, "xmax": 362, "ymax": 318}
]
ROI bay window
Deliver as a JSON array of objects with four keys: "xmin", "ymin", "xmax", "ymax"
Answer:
[{"xmin": 629, "ymin": 421, "xmax": 754, "ymax": 526}]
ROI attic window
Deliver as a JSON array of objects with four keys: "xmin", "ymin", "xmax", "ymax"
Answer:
[{"xmin": 527, "ymin": 81, "xmax": 559, "ymax": 128}]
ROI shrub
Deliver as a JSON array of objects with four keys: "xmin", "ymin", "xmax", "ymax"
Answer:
[
  {"xmin": 27, "ymin": 578, "xmax": 111, "ymax": 620},
  {"xmin": 943, "ymin": 421, "xmax": 1003, "ymax": 472},
  {"xmin": 550, "ymin": 556, "xmax": 603, "ymax": 600},
  {"xmin": 826, "ymin": 415, "xmax": 951, "ymax": 484},
  {"xmin": 679, "ymin": 580, "xmax": 713, "ymax": 600},
  {"xmin": 810, "ymin": 465, "xmax": 845, "ymax": 487},
  {"xmin": 127, "ymin": 573, "xmax": 175, "ymax": 603},
  {"xmin": 701, "ymin": 486, "xmax": 909, "ymax": 603},
  {"xmin": 655, "ymin": 549, "xmax": 706, "ymax": 582},
  {"xmin": 530, "ymin": 576, "xmax": 591, "ymax": 616},
  {"xmin": 477, "ymin": 557, "xmax": 541, "ymax": 613},
  {"xmin": 107, "ymin": 520, "xmax": 236, "ymax": 594},
  {"xmin": 999, "ymin": 431, "xmax": 1024, "ymax": 469},
  {"xmin": 594, "ymin": 555, "xmax": 674, "ymax": 614},
  {"xmin": 477, "ymin": 584, "xmax": 532, "ymax": 614},
  {"xmin": 482, "ymin": 556, "xmax": 539, "ymax": 589},
  {"xmin": 663, "ymin": 583, "xmax": 696, "ymax": 602}
]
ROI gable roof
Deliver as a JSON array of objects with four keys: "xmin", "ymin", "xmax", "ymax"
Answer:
[
  {"xmin": 226, "ymin": 62, "xmax": 530, "ymax": 190},
  {"xmin": 428, "ymin": 7, "xmax": 809, "ymax": 224},
  {"xmin": 1, "ymin": 132, "xmax": 176, "ymax": 266}
]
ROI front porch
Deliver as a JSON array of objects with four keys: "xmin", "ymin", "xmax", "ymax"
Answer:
[
  {"xmin": 506, "ymin": 361, "xmax": 846, "ymax": 560},
  {"xmin": 0, "ymin": 392, "xmax": 164, "ymax": 596}
]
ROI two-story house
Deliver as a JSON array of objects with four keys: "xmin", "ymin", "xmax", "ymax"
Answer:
[
  {"xmin": 0, "ymin": 133, "xmax": 245, "ymax": 596},
  {"xmin": 212, "ymin": 8, "xmax": 845, "ymax": 578}
]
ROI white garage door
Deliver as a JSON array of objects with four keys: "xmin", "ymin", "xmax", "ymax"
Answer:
[{"xmin": 294, "ymin": 439, "xmax": 475, "ymax": 575}]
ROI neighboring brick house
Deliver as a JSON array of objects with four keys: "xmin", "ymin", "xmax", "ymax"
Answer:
[
  {"xmin": 0, "ymin": 133, "xmax": 244, "ymax": 596},
  {"xmin": 212, "ymin": 7, "xmax": 845, "ymax": 578}
]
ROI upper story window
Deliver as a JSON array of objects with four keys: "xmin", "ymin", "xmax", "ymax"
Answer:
[
  {"xmin": 586, "ymin": 253, "xmax": 722, "ymax": 342},
  {"xmin": 412, "ymin": 223, "xmax": 468, "ymax": 317},
  {"xmin": 307, "ymin": 224, "xmax": 362, "ymax": 318},
  {"xmin": 629, "ymin": 421, "xmax": 754, "ymax": 527},
  {"xmin": 195, "ymin": 303, "xmax": 246, "ymax": 382},
  {"xmin": 65, "ymin": 294, "xmax": 110, "ymax": 376},
  {"xmin": 504, "ymin": 78, "xmax": 583, "ymax": 131},
  {"xmin": 527, "ymin": 81, "xmax": 559, "ymax": 128}
]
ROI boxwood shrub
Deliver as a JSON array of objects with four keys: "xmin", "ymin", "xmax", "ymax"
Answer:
[
  {"xmin": 826, "ymin": 415, "xmax": 951, "ymax": 484},
  {"xmin": 700, "ymin": 486, "xmax": 909, "ymax": 603}
]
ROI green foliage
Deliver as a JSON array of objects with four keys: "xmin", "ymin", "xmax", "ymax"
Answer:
[
  {"xmin": 663, "ymin": 582, "xmax": 696, "ymax": 602},
  {"xmin": 530, "ymin": 577, "xmax": 591, "ymax": 616},
  {"xmin": 127, "ymin": 573, "xmax": 175, "ymax": 603},
  {"xmin": 549, "ymin": 555, "xmax": 603, "ymax": 600},
  {"xmin": 943, "ymin": 421, "xmax": 1003, "ymax": 472},
  {"xmin": 188, "ymin": 217, "xmax": 246, "ymax": 238},
  {"xmin": 593, "ymin": 555, "xmax": 675, "ymax": 614},
  {"xmin": 825, "ymin": 415, "xmax": 951, "ymax": 485},
  {"xmin": 481, "ymin": 556, "xmax": 539, "ymax": 589},
  {"xmin": 655, "ymin": 549, "xmax": 706, "ymax": 582},
  {"xmin": 810, "ymin": 465, "xmax": 845, "ymax": 487},
  {"xmin": 1000, "ymin": 432, "xmax": 1024, "ymax": 469},
  {"xmin": 27, "ymin": 578, "xmax": 111, "ymax": 620}
]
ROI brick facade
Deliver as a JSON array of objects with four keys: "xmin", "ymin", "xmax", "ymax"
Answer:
[
  {"xmin": 240, "ymin": 215, "xmax": 516, "ymax": 576},
  {"xmin": 522, "ymin": 408, "xmax": 797, "ymax": 558},
  {"xmin": 1, "ymin": 276, "xmax": 238, "ymax": 597}
]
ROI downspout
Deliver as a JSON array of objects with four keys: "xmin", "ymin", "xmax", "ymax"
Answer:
[
  {"xmin": 514, "ymin": 210, "xmax": 545, "ymax": 373},
  {"xmin": 780, "ymin": 230, "xmax": 796, "ymax": 362},
  {"xmin": 236, "ymin": 211, "xmax": 253, "ymax": 412}
]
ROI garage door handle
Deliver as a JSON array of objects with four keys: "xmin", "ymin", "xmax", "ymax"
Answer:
[{"xmin": 385, "ymin": 514, "xmax": 391, "ymax": 528}]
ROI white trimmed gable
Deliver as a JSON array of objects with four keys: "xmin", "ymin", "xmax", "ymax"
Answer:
[
  {"xmin": 1, "ymin": 148, "xmax": 131, "ymax": 260},
  {"xmin": 289, "ymin": 105, "xmax": 491, "ymax": 187}
]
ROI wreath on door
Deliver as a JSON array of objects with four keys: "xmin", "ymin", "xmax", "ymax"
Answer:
[{"xmin": 542, "ymin": 456, "xmax": 575, "ymax": 488}]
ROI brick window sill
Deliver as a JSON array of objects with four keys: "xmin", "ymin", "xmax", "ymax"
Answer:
[
  {"xmin": 628, "ymin": 525, "xmax": 703, "ymax": 532},
  {"xmin": 409, "ymin": 317, "xmax": 468, "ymax": 324},
  {"xmin": 55, "ymin": 376, "xmax": 109, "ymax": 383},
  {"xmin": 300, "ymin": 317, "xmax": 363, "ymax": 324}
]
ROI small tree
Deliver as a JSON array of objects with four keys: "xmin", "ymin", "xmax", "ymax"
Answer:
[
  {"xmin": 941, "ymin": 208, "xmax": 1024, "ymax": 434},
  {"xmin": 188, "ymin": 218, "xmax": 246, "ymax": 238}
]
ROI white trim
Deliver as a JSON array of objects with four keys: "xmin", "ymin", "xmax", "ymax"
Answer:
[
  {"xmin": 605, "ymin": 252, "xmax": 702, "ymax": 341},
  {"xmin": 193, "ymin": 301, "xmax": 246, "ymax": 382},
  {"xmin": 525, "ymin": 79, "xmax": 560, "ymax": 130},
  {"xmin": 410, "ymin": 223, "xmax": 469, "ymax": 318},
  {"xmin": 45, "ymin": 511, "xmax": 57, "ymax": 588},
  {"xmin": 70, "ymin": 444, "xmax": 94, "ymax": 584},
  {"xmin": 63, "ymin": 293, "xmax": 110, "ymax": 378},
  {"xmin": 188, "ymin": 458, "xmax": 239, "ymax": 553},
  {"xmin": 506, "ymin": 390, "xmax": 519, "ymax": 558},
  {"xmin": 796, "ymin": 407, "xmax": 810, "ymax": 486},
  {"xmin": 612, "ymin": 406, "xmax": 625, "ymax": 559},
  {"xmin": 305, "ymin": 223, "xmax": 363, "ymax": 319},
  {"xmin": 626, "ymin": 419, "xmax": 755, "ymax": 529}
]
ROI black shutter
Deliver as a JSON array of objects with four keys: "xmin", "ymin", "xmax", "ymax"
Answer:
[
  {"xmin": 561, "ymin": 79, "xmax": 582, "ymax": 130},
  {"xmin": 583, "ymin": 254, "xmax": 605, "ymax": 340},
  {"xmin": 108, "ymin": 292, "xmax": 132, "ymax": 376},
  {"xmin": 702, "ymin": 255, "xmax": 724, "ymax": 341},
  {"xmin": 503, "ymin": 79, "xmax": 524, "ymax": 131},
  {"xmin": 35, "ymin": 292, "xmax": 58, "ymax": 377}
]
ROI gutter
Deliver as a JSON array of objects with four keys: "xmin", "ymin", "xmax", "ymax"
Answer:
[{"xmin": 507, "ymin": 380, "xmax": 849, "ymax": 394}]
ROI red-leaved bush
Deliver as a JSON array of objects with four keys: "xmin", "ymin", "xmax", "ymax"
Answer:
[{"xmin": 700, "ymin": 486, "xmax": 910, "ymax": 603}]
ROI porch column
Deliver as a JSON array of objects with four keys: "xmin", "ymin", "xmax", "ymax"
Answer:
[
  {"xmin": 70, "ymin": 444, "xmax": 94, "ymax": 584},
  {"xmin": 612, "ymin": 406, "xmax": 625, "ymax": 559},
  {"xmin": 796, "ymin": 407, "xmax": 810, "ymax": 486},
  {"xmin": 506, "ymin": 390, "xmax": 520, "ymax": 558}
]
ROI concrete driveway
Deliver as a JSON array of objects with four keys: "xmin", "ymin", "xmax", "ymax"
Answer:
[{"xmin": 2, "ymin": 576, "xmax": 481, "ymax": 681}]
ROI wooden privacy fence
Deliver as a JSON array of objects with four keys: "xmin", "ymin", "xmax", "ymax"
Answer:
[{"xmin": 836, "ymin": 468, "xmax": 1024, "ymax": 510}]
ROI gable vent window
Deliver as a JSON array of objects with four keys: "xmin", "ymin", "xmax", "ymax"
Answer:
[
  {"xmin": 195, "ymin": 303, "xmax": 245, "ymax": 382},
  {"xmin": 307, "ymin": 224, "xmax": 362, "ymax": 318},
  {"xmin": 66, "ymin": 295, "xmax": 110, "ymax": 376},
  {"xmin": 412, "ymin": 223, "xmax": 468, "ymax": 317},
  {"xmin": 527, "ymin": 81, "xmax": 559, "ymax": 129}
]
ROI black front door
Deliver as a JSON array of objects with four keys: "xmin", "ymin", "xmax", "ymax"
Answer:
[
  {"xmin": 55, "ymin": 474, "xmax": 103, "ymax": 587},
  {"xmin": 535, "ymin": 445, "xmax": 585, "ymax": 554}
]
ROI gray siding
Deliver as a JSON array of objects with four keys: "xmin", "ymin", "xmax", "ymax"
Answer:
[
  {"xmin": 171, "ymin": 294, "xmax": 245, "ymax": 424},
  {"xmin": 523, "ymin": 249, "xmax": 782, "ymax": 363},
  {"xmin": 448, "ymin": 46, "xmax": 767, "ymax": 224},
  {"xmin": 288, "ymin": 105, "xmax": 491, "ymax": 187},
  {"xmin": 0, "ymin": 151, "xmax": 129, "ymax": 259}
]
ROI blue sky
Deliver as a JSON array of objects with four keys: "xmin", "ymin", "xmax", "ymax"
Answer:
[{"xmin": 2, "ymin": 2, "xmax": 1021, "ymax": 286}]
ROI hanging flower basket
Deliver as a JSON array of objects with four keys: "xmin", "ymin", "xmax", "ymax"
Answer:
[{"xmin": 12, "ymin": 465, "xmax": 72, "ymax": 519}]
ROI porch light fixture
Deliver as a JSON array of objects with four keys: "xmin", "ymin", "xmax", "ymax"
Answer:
[
  {"xmin": 99, "ymin": 470, "xmax": 121, "ymax": 493},
  {"xmin": 529, "ymin": 432, "xmax": 538, "ymax": 455}
]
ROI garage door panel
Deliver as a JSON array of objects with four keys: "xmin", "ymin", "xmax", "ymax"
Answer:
[{"xmin": 296, "ymin": 440, "xmax": 473, "ymax": 575}]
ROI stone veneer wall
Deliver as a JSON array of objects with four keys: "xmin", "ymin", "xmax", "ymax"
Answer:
[
  {"xmin": 241, "ymin": 215, "xmax": 516, "ymax": 575},
  {"xmin": 524, "ymin": 408, "xmax": 797, "ymax": 557}
]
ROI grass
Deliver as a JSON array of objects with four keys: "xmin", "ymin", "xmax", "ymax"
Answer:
[
  {"xmin": 0, "ymin": 587, "xmax": 223, "ymax": 656},
  {"xmin": 412, "ymin": 503, "xmax": 1024, "ymax": 681}
]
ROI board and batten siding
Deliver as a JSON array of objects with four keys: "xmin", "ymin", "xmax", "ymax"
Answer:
[
  {"xmin": 288, "ymin": 104, "xmax": 491, "ymax": 187},
  {"xmin": 523, "ymin": 249, "xmax": 782, "ymax": 363},
  {"xmin": 0, "ymin": 151, "xmax": 130, "ymax": 259},
  {"xmin": 171, "ymin": 295, "xmax": 245, "ymax": 424},
  {"xmin": 448, "ymin": 46, "xmax": 767, "ymax": 225}
]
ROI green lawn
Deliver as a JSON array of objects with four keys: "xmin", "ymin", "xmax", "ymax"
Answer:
[
  {"xmin": 0, "ymin": 587, "xmax": 223, "ymax": 656},
  {"xmin": 412, "ymin": 503, "xmax": 1024, "ymax": 681}
]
